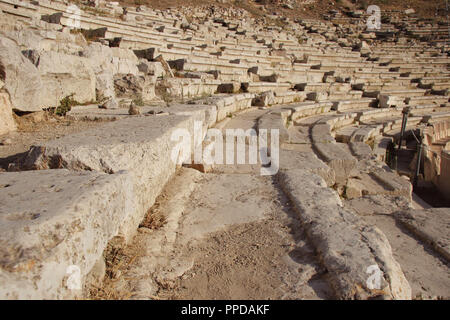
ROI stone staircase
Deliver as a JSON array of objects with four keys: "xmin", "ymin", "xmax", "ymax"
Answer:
[{"xmin": 0, "ymin": 0, "xmax": 449, "ymax": 300}]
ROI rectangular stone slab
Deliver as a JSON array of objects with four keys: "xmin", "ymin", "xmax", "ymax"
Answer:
[
  {"xmin": 278, "ymin": 169, "xmax": 411, "ymax": 300},
  {"xmin": 22, "ymin": 114, "xmax": 198, "ymax": 241},
  {"xmin": 0, "ymin": 169, "xmax": 137, "ymax": 299},
  {"xmin": 394, "ymin": 208, "xmax": 450, "ymax": 262}
]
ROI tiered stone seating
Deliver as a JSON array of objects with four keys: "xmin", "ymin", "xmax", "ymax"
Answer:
[{"xmin": 0, "ymin": 0, "xmax": 449, "ymax": 300}]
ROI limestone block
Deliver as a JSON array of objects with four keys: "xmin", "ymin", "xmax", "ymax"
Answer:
[
  {"xmin": 38, "ymin": 51, "xmax": 96, "ymax": 107},
  {"xmin": 0, "ymin": 36, "xmax": 43, "ymax": 111},
  {"xmin": 114, "ymin": 74, "xmax": 155, "ymax": 101},
  {"xmin": 0, "ymin": 90, "xmax": 16, "ymax": 135},
  {"xmin": 395, "ymin": 208, "xmax": 450, "ymax": 262},
  {"xmin": 111, "ymin": 47, "xmax": 139, "ymax": 75},
  {"xmin": 0, "ymin": 169, "xmax": 138, "ymax": 299},
  {"xmin": 279, "ymin": 169, "xmax": 411, "ymax": 300},
  {"xmin": 22, "ymin": 115, "xmax": 198, "ymax": 241}
]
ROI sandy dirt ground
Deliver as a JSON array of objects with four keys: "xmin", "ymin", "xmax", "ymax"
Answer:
[
  {"xmin": 89, "ymin": 109, "xmax": 332, "ymax": 300},
  {"xmin": 89, "ymin": 108, "xmax": 449, "ymax": 300}
]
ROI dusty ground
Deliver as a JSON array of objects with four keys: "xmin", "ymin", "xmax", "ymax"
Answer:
[
  {"xmin": 90, "ymin": 170, "xmax": 332, "ymax": 300},
  {"xmin": 89, "ymin": 108, "xmax": 449, "ymax": 300},
  {"xmin": 0, "ymin": 111, "xmax": 111, "ymax": 170},
  {"xmin": 156, "ymin": 174, "xmax": 331, "ymax": 300},
  {"xmin": 88, "ymin": 109, "xmax": 332, "ymax": 300}
]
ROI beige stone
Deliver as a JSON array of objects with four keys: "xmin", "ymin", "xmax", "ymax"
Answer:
[
  {"xmin": 0, "ymin": 90, "xmax": 16, "ymax": 135},
  {"xmin": 0, "ymin": 36, "xmax": 43, "ymax": 112}
]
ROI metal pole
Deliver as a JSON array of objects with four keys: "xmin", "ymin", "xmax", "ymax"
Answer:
[
  {"xmin": 394, "ymin": 146, "xmax": 398, "ymax": 171},
  {"xmin": 398, "ymin": 107, "xmax": 410, "ymax": 152},
  {"xmin": 413, "ymin": 137, "xmax": 423, "ymax": 188}
]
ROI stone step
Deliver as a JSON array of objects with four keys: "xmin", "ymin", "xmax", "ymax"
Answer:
[
  {"xmin": 405, "ymin": 95, "xmax": 449, "ymax": 106},
  {"xmin": 278, "ymin": 169, "xmax": 411, "ymax": 300},
  {"xmin": 378, "ymin": 89, "xmax": 428, "ymax": 108},
  {"xmin": 333, "ymin": 98, "xmax": 377, "ymax": 112},
  {"xmin": 420, "ymin": 77, "xmax": 450, "ymax": 85},
  {"xmin": 431, "ymin": 82, "xmax": 450, "ymax": 91},
  {"xmin": 291, "ymin": 102, "xmax": 334, "ymax": 121},
  {"xmin": 294, "ymin": 82, "xmax": 329, "ymax": 93},
  {"xmin": 346, "ymin": 169, "xmax": 411, "ymax": 200},
  {"xmin": 242, "ymin": 82, "xmax": 291, "ymax": 94},
  {"xmin": 423, "ymin": 111, "xmax": 450, "ymax": 124},
  {"xmin": 328, "ymin": 91, "xmax": 363, "ymax": 101},
  {"xmin": 311, "ymin": 128, "xmax": 357, "ymax": 184},
  {"xmin": 0, "ymin": 169, "xmax": 138, "ymax": 299},
  {"xmin": 334, "ymin": 125, "xmax": 359, "ymax": 143},
  {"xmin": 319, "ymin": 112, "xmax": 359, "ymax": 131},
  {"xmin": 394, "ymin": 208, "xmax": 450, "ymax": 262},
  {"xmin": 351, "ymin": 125, "xmax": 384, "ymax": 142},
  {"xmin": 358, "ymin": 108, "xmax": 403, "ymax": 123},
  {"xmin": 273, "ymin": 91, "xmax": 307, "ymax": 105},
  {"xmin": 409, "ymin": 104, "xmax": 450, "ymax": 116}
]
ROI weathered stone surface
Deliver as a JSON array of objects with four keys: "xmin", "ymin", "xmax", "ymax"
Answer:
[
  {"xmin": 313, "ymin": 142, "xmax": 357, "ymax": 184},
  {"xmin": 394, "ymin": 208, "xmax": 450, "ymax": 262},
  {"xmin": 0, "ymin": 90, "xmax": 16, "ymax": 135},
  {"xmin": 278, "ymin": 169, "xmax": 411, "ymax": 300},
  {"xmin": 21, "ymin": 115, "xmax": 202, "ymax": 241},
  {"xmin": 81, "ymin": 43, "xmax": 117, "ymax": 102},
  {"xmin": 171, "ymin": 103, "xmax": 217, "ymax": 128},
  {"xmin": 114, "ymin": 74, "xmax": 156, "ymax": 101},
  {"xmin": 37, "ymin": 51, "xmax": 96, "ymax": 107},
  {"xmin": 137, "ymin": 60, "xmax": 165, "ymax": 78},
  {"xmin": 252, "ymin": 91, "xmax": 274, "ymax": 107},
  {"xmin": 99, "ymin": 97, "xmax": 118, "ymax": 109},
  {"xmin": 279, "ymin": 149, "xmax": 335, "ymax": 186},
  {"xmin": 0, "ymin": 169, "xmax": 137, "ymax": 299},
  {"xmin": 21, "ymin": 49, "xmax": 40, "ymax": 67},
  {"xmin": 111, "ymin": 48, "xmax": 139, "ymax": 75},
  {"xmin": 345, "ymin": 195, "xmax": 412, "ymax": 216},
  {"xmin": 369, "ymin": 167, "xmax": 412, "ymax": 200},
  {"xmin": 349, "ymin": 142, "xmax": 375, "ymax": 160},
  {"xmin": 258, "ymin": 111, "xmax": 290, "ymax": 144},
  {"xmin": 379, "ymin": 95, "xmax": 405, "ymax": 108},
  {"xmin": 0, "ymin": 36, "xmax": 43, "ymax": 112},
  {"xmin": 217, "ymin": 83, "xmax": 240, "ymax": 94}
]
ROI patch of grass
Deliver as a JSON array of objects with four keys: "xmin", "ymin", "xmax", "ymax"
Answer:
[
  {"xmin": 55, "ymin": 93, "xmax": 79, "ymax": 116},
  {"xmin": 132, "ymin": 96, "xmax": 145, "ymax": 106}
]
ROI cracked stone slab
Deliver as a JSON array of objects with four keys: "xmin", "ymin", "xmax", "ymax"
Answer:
[
  {"xmin": 345, "ymin": 195, "xmax": 412, "ymax": 216},
  {"xmin": 279, "ymin": 148, "xmax": 335, "ymax": 186},
  {"xmin": 394, "ymin": 208, "xmax": 450, "ymax": 262},
  {"xmin": 313, "ymin": 142, "xmax": 358, "ymax": 184},
  {"xmin": 0, "ymin": 169, "xmax": 137, "ymax": 299},
  {"xmin": 20, "ymin": 114, "xmax": 201, "ymax": 241},
  {"xmin": 278, "ymin": 169, "xmax": 411, "ymax": 300},
  {"xmin": 369, "ymin": 167, "xmax": 412, "ymax": 200}
]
